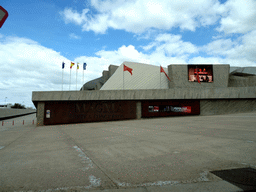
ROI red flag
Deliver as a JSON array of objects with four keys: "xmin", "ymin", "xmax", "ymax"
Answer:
[
  {"xmin": 197, "ymin": 73, "xmax": 201, "ymax": 84},
  {"xmin": 196, "ymin": 67, "xmax": 201, "ymax": 84},
  {"xmin": 160, "ymin": 66, "xmax": 171, "ymax": 81},
  {"xmin": 123, "ymin": 65, "xmax": 133, "ymax": 75}
]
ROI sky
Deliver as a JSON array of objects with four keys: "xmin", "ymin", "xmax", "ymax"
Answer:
[{"xmin": 0, "ymin": 0, "xmax": 256, "ymax": 108}]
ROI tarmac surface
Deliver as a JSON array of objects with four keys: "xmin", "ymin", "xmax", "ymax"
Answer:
[{"xmin": 0, "ymin": 112, "xmax": 256, "ymax": 191}]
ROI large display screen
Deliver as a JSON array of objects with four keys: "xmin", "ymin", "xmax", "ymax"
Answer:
[{"xmin": 188, "ymin": 65, "xmax": 213, "ymax": 82}]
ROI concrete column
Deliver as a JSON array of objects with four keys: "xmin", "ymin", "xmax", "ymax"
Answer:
[
  {"xmin": 136, "ymin": 101, "xmax": 141, "ymax": 119},
  {"xmin": 37, "ymin": 102, "xmax": 45, "ymax": 126}
]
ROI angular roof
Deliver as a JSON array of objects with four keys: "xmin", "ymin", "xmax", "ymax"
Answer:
[
  {"xmin": 100, "ymin": 61, "xmax": 169, "ymax": 90},
  {"xmin": 80, "ymin": 76, "xmax": 104, "ymax": 90},
  {"xmin": 231, "ymin": 67, "xmax": 256, "ymax": 76}
]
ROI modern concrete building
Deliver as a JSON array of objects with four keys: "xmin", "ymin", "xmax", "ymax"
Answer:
[
  {"xmin": 32, "ymin": 62, "xmax": 256, "ymax": 126},
  {"xmin": 80, "ymin": 64, "xmax": 119, "ymax": 90}
]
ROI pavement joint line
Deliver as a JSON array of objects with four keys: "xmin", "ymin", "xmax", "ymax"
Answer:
[
  {"xmin": 57, "ymin": 126, "xmax": 121, "ymax": 190},
  {"xmin": 1, "ymin": 112, "xmax": 255, "ymax": 191},
  {"xmin": 0, "ymin": 124, "xmax": 37, "ymax": 150},
  {"xmin": 50, "ymin": 126, "xmax": 216, "ymax": 190}
]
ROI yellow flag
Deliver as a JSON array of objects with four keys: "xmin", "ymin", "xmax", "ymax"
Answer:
[{"xmin": 70, "ymin": 62, "xmax": 75, "ymax": 69}]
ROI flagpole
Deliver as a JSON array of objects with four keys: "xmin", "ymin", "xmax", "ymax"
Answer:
[
  {"xmin": 123, "ymin": 65, "xmax": 124, "ymax": 90},
  {"xmin": 83, "ymin": 69, "xmax": 84, "ymax": 90},
  {"xmin": 69, "ymin": 67, "xmax": 71, "ymax": 91},
  {"xmin": 62, "ymin": 65, "xmax": 64, "ymax": 91},
  {"xmin": 160, "ymin": 65, "xmax": 161, "ymax": 89},
  {"xmin": 76, "ymin": 64, "xmax": 78, "ymax": 91}
]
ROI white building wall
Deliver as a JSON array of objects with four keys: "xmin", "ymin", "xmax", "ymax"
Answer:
[{"xmin": 100, "ymin": 61, "xmax": 169, "ymax": 90}]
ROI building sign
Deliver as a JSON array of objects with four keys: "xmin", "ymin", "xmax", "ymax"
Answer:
[
  {"xmin": 46, "ymin": 110, "xmax": 50, "ymax": 118},
  {"xmin": 149, "ymin": 105, "xmax": 191, "ymax": 113},
  {"xmin": 188, "ymin": 65, "xmax": 213, "ymax": 82},
  {"xmin": 148, "ymin": 106, "xmax": 160, "ymax": 112},
  {"xmin": 43, "ymin": 101, "xmax": 137, "ymax": 125},
  {"xmin": 142, "ymin": 100, "xmax": 200, "ymax": 118},
  {"xmin": 170, "ymin": 106, "xmax": 191, "ymax": 113}
]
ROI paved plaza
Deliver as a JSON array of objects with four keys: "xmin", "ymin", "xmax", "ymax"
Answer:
[{"xmin": 0, "ymin": 112, "xmax": 255, "ymax": 191}]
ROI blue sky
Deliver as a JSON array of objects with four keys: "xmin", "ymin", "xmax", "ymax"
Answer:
[{"xmin": 0, "ymin": 0, "xmax": 256, "ymax": 108}]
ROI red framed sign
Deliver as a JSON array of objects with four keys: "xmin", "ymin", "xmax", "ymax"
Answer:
[
  {"xmin": 0, "ymin": 6, "xmax": 8, "ymax": 28},
  {"xmin": 142, "ymin": 100, "xmax": 200, "ymax": 118}
]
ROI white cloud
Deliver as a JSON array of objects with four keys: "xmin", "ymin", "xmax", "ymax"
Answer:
[
  {"xmin": 60, "ymin": 8, "xmax": 89, "ymax": 25},
  {"xmin": 188, "ymin": 56, "xmax": 224, "ymax": 64},
  {"xmin": 142, "ymin": 33, "xmax": 198, "ymax": 57},
  {"xmin": 94, "ymin": 39, "xmax": 189, "ymax": 66},
  {"xmin": 203, "ymin": 30, "xmax": 256, "ymax": 64},
  {"xmin": 0, "ymin": 35, "xmax": 119, "ymax": 105},
  {"xmin": 217, "ymin": 0, "xmax": 256, "ymax": 34},
  {"xmin": 60, "ymin": 0, "xmax": 225, "ymax": 34},
  {"xmin": 202, "ymin": 38, "xmax": 236, "ymax": 56},
  {"xmin": 69, "ymin": 33, "xmax": 81, "ymax": 39},
  {"xmin": 95, "ymin": 45, "xmax": 151, "ymax": 65},
  {"xmin": 0, "ymin": 36, "xmax": 73, "ymax": 107}
]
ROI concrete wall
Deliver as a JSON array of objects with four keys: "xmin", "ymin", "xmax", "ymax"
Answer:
[
  {"xmin": 90, "ymin": 65, "xmax": 119, "ymax": 90},
  {"xmin": 168, "ymin": 64, "xmax": 230, "ymax": 88},
  {"xmin": 42, "ymin": 100, "xmax": 137, "ymax": 125},
  {"xmin": 102, "ymin": 65, "xmax": 119, "ymax": 85},
  {"xmin": 35, "ymin": 98, "xmax": 256, "ymax": 126},
  {"xmin": 200, "ymin": 99, "xmax": 256, "ymax": 116},
  {"xmin": 95, "ymin": 81, "xmax": 104, "ymax": 90},
  {"xmin": 32, "ymin": 87, "xmax": 256, "ymax": 103},
  {"xmin": 0, "ymin": 108, "xmax": 36, "ymax": 120},
  {"xmin": 102, "ymin": 70, "xmax": 109, "ymax": 84},
  {"xmin": 136, "ymin": 101, "xmax": 141, "ymax": 119},
  {"xmin": 109, "ymin": 65, "xmax": 118, "ymax": 77},
  {"xmin": 228, "ymin": 75, "xmax": 256, "ymax": 87},
  {"xmin": 37, "ymin": 102, "xmax": 44, "ymax": 126}
]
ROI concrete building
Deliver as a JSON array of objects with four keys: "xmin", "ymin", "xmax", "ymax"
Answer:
[
  {"xmin": 32, "ymin": 62, "xmax": 256, "ymax": 126},
  {"xmin": 80, "ymin": 64, "xmax": 119, "ymax": 90}
]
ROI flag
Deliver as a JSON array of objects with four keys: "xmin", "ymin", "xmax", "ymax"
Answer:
[
  {"xmin": 70, "ymin": 62, "xmax": 75, "ymax": 69},
  {"xmin": 160, "ymin": 66, "xmax": 171, "ymax": 81},
  {"xmin": 197, "ymin": 72, "xmax": 201, "ymax": 84},
  {"xmin": 123, "ymin": 65, "xmax": 133, "ymax": 75},
  {"xmin": 77, "ymin": 63, "xmax": 79, "ymax": 69},
  {"xmin": 196, "ymin": 66, "xmax": 201, "ymax": 84},
  {"xmin": 62, "ymin": 62, "xmax": 65, "ymax": 69},
  {"xmin": 83, "ymin": 63, "xmax": 87, "ymax": 70}
]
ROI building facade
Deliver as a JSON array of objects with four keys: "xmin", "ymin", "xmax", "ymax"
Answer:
[{"xmin": 32, "ymin": 62, "xmax": 256, "ymax": 126}]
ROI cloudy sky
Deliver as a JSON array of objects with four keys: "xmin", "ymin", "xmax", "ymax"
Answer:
[{"xmin": 1, "ymin": 0, "xmax": 256, "ymax": 108}]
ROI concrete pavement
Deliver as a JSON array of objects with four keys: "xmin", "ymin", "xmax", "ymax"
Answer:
[{"xmin": 1, "ymin": 112, "xmax": 255, "ymax": 191}]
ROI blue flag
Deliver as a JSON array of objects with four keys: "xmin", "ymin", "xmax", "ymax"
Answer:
[
  {"xmin": 62, "ymin": 62, "xmax": 65, "ymax": 69},
  {"xmin": 83, "ymin": 63, "xmax": 87, "ymax": 70}
]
